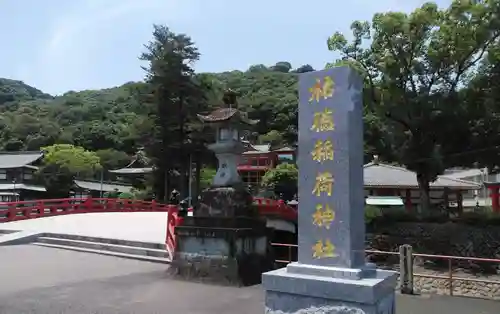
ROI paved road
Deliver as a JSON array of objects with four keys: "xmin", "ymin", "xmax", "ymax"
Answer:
[{"xmin": 0, "ymin": 245, "xmax": 499, "ymax": 314}]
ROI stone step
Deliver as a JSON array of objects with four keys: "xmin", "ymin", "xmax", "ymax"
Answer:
[
  {"xmin": 41, "ymin": 233, "xmax": 166, "ymax": 250},
  {"xmin": 33, "ymin": 236, "xmax": 170, "ymax": 263},
  {"xmin": 32, "ymin": 241, "xmax": 171, "ymax": 264},
  {"xmin": 33, "ymin": 242, "xmax": 171, "ymax": 264},
  {"xmin": 0, "ymin": 229, "xmax": 17, "ymax": 235}
]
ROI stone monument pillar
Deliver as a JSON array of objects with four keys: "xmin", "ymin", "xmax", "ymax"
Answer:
[
  {"xmin": 169, "ymin": 90, "xmax": 274, "ymax": 286},
  {"xmin": 262, "ymin": 67, "xmax": 398, "ymax": 313}
]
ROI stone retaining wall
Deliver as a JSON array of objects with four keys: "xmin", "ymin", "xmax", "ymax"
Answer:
[
  {"xmin": 389, "ymin": 271, "xmax": 500, "ymax": 299},
  {"xmin": 414, "ymin": 275, "xmax": 500, "ymax": 300},
  {"xmin": 367, "ymin": 222, "xmax": 500, "ymax": 299}
]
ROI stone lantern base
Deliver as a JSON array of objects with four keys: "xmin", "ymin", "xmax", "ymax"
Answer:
[
  {"xmin": 196, "ymin": 185, "xmax": 256, "ymax": 217},
  {"xmin": 167, "ymin": 184, "xmax": 273, "ymax": 286},
  {"xmin": 168, "ymin": 216, "xmax": 274, "ymax": 286}
]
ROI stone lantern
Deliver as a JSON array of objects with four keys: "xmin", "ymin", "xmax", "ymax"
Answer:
[
  {"xmin": 168, "ymin": 90, "xmax": 272, "ymax": 286},
  {"xmin": 197, "ymin": 90, "xmax": 257, "ymax": 187},
  {"xmin": 194, "ymin": 89, "xmax": 259, "ymax": 217}
]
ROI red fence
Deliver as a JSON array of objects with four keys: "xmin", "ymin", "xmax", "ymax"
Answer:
[
  {"xmin": 0, "ymin": 198, "xmax": 174, "ymax": 223},
  {"xmin": 1, "ymin": 197, "xmax": 296, "ymax": 224}
]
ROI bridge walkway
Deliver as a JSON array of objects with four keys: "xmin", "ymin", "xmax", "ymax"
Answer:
[{"xmin": 0, "ymin": 211, "xmax": 168, "ymax": 243}]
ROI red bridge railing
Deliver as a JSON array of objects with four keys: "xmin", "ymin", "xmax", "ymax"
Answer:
[
  {"xmin": 0, "ymin": 197, "xmax": 174, "ymax": 223},
  {"xmin": 253, "ymin": 197, "xmax": 297, "ymax": 221},
  {"xmin": 165, "ymin": 206, "xmax": 184, "ymax": 259},
  {"xmin": 1, "ymin": 197, "xmax": 297, "ymax": 260}
]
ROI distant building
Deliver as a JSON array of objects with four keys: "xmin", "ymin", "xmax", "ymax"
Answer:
[
  {"xmin": 442, "ymin": 167, "xmax": 500, "ymax": 211},
  {"xmin": 0, "ymin": 151, "xmax": 46, "ymax": 201},
  {"xmin": 364, "ymin": 158, "xmax": 481, "ymax": 211},
  {"xmin": 73, "ymin": 150, "xmax": 150, "ymax": 198},
  {"xmin": 71, "ymin": 179, "xmax": 133, "ymax": 198},
  {"xmin": 108, "ymin": 151, "xmax": 153, "ymax": 185},
  {"xmin": 237, "ymin": 143, "xmax": 296, "ymax": 188},
  {"xmin": 441, "ymin": 168, "xmax": 493, "ymax": 205}
]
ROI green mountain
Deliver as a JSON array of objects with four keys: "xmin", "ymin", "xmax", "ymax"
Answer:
[
  {"xmin": 0, "ymin": 64, "xmax": 306, "ymax": 153},
  {"xmin": 0, "ymin": 78, "xmax": 52, "ymax": 105}
]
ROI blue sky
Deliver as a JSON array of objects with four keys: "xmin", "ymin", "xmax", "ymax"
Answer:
[{"xmin": 1, "ymin": 0, "xmax": 450, "ymax": 95}]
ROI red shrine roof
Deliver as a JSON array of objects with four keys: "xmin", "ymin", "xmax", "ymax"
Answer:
[{"xmin": 197, "ymin": 108, "xmax": 259, "ymax": 125}]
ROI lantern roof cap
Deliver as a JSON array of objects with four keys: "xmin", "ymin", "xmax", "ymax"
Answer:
[{"xmin": 197, "ymin": 89, "xmax": 259, "ymax": 125}]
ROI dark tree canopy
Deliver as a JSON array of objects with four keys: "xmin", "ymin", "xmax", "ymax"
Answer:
[
  {"xmin": 293, "ymin": 64, "xmax": 315, "ymax": 73},
  {"xmin": 327, "ymin": 0, "xmax": 500, "ymax": 210}
]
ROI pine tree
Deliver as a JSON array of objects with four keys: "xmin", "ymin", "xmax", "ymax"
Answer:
[{"xmin": 139, "ymin": 24, "xmax": 202, "ymax": 201}]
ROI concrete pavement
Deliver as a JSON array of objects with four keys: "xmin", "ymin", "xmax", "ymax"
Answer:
[{"xmin": 0, "ymin": 245, "xmax": 499, "ymax": 314}]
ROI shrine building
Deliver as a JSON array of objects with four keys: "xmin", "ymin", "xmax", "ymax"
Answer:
[{"xmin": 237, "ymin": 143, "xmax": 296, "ymax": 188}]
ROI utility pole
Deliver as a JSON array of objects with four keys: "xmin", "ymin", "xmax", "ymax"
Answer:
[{"xmin": 100, "ymin": 168, "xmax": 104, "ymax": 198}]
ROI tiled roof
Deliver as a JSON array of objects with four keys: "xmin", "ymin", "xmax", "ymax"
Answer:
[
  {"xmin": 273, "ymin": 146, "xmax": 295, "ymax": 152},
  {"xmin": 0, "ymin": 183, "xmax": 46, "ymax": 192},
  {"xmin": 253, "ymin": 144, "xmax": 270, "ymax": 152},
  {"xmin": 243, "ymin": 151, "xmax": 272, "ymax": 155},
  {"xmin": 109, "ymin": 167, "xmax": 153, "ymax": 174},
  {"xmin": 197, "ymin": 108, "xmax": 258, "ymax": 125},
  {"xmin": 0, "ymin": 151, "xmax": 43, "ymax": 169},
  {"xmin": 73, "ymin": 180, "xmax": 132, "ymax": 193},
  {"xmin": 364, "ymin": 162, "xmax": 481, "ymax": 190},
  {"xmin": 242, "ymin": 143, "xmax": 271, "ymax": 155},
  {"xmin": 199, "ymin": 108, "xmax": 237, "ymax": 121},
  {"xmin": 441, "ymin": 168, "xmax": 486, "ymax": 179}
]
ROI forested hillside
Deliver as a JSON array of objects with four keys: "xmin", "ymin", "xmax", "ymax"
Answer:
[
  {"xmin": 0, "ymin": 63, "xmax": 307, "ymax": 155},
  {"xmin": 0, "ymin": 78, "xmax": 52, "ymax": 104}
]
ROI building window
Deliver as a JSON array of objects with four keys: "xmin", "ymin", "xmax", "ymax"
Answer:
[
  {"xmin": 258, "ymin": 158, "xmax": 269, "ymax": 166},
  {"xmin": 0, "ymin": 170, "xmax": 6, "ymax": 180},
  {"xmin": 23, "ymin": 173, "xmax": 33, "ymax": 180},
  {"xmin": 251, "ymin": 158, "xmax": 258, "ymax": 166},
  {"xmin": 240, "ymin": 170, "xmax": 266, "ymax": 190}
]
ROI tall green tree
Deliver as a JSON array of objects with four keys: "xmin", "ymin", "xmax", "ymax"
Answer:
[
  {"xmin": 327, "ymin": 0, "xmax": 500, "ymax": 210},
  {"xmin": 139, "ymin": 24, "xmax": 206, "ymax": 201},
  {"xmin": 462, "ymin": 42, "xmax": 500, "ymax": 169}
]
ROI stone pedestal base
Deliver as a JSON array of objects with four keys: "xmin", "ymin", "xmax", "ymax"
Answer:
[
  {"xmin": 262, "ymin": 262, "xmax": 398, "ymax": 313},
  {"xmin": 197, "ymin": 186, "xmax": 255, "ymax": 217},
  {"xmin": 169, "ymin": 217, "xmax": 273, "ymax": 286}
]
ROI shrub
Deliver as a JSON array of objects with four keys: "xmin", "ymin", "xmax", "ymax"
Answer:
[
  {"xmin": 261, "ymin": 163, "xmax": 298, "ymax": 200},
  {"xmin": 365, "ymin": 205, "xmax": 382, "ymax": 226},
  {"xmin": 118, "ymin": 192, "xmax": 134, "ymax": 199},
  {"xmin": 376, "ymin": 209, "xmax": 418, "ymax": 224},
  {"xmin": 452, "ymin": 212, "xmax": 500, "ymax": 226},
  {"xmin": 200, "ymin": 167, "xmax": 216, "ymax": 189}
]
